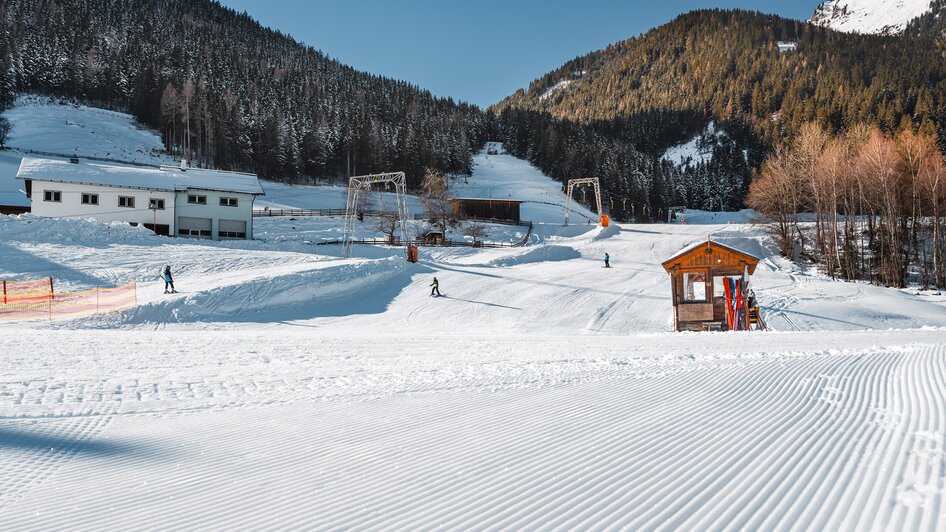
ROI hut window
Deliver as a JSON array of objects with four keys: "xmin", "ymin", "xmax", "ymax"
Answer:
[
  {"xmin": 714, "ymin": 276, "xmax": 729, "ymax": 298},
  {"xmin": 683, "ymin": 272, "xmax": 707, "ymax": 301}
]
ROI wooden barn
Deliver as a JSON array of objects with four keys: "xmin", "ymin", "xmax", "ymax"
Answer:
[
  {"xmin": 661, "ymin": 240, "xmax": 760, "ymax": 332},
  {"xmin": 449, "ymin": 198, "xmax": 521, "ymax": 223},
  {"xmin": 0, "ymin": 205, "xmax": 30, "ymax": 215}
]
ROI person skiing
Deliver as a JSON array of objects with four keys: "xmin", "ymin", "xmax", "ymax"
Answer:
[
  {"xmin": 161, "ymin": 265, "xmax": 176, "ymax": 294},
  {"xmin": 604, "ymin": 252, "xmax": 610, "ymax": 268},
  {"xmin": 430, "ymin": 276, "xmax": 441, "ymax": 297}
]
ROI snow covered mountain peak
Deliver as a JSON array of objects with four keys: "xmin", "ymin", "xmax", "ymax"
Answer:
[{"xmin": 811, "ymin": 0, "xmax": 932, "ymax": 35}]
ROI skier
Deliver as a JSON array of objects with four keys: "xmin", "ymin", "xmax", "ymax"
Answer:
[
  {"xmin": 161, "ymin": 265, "xmax": 177, "ymax": 294},
  {"xmin": 430, "ymin": 276, "xmax": 441, "ymax": 297},
  {"xmin": 604, "ymin": 252, "xmax": 610, "ymax": 268}
]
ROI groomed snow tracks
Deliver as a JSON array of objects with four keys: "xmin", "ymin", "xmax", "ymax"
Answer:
[{"xmin": 1, "ymin": 331, "xmax": 945, "ymax": 529}]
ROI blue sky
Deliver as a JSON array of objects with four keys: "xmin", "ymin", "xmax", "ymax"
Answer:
[{"xmin": 218, "ymin": 1, "xmax": 824, "ymax": 108}]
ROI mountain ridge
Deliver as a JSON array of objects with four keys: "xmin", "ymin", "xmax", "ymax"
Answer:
[{"xmin": 811, "ymin": 0, "xmax": 933, "ymax": 35}]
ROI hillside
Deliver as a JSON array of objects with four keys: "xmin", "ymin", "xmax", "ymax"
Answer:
[
  {"xmin": 491, "ymin": 9, "xmax": 946, "ymax": 215},
  {"xmin": 495, "ymin": 10, "xmax": 944, "ymax": 141},
  {"xmin": 0, "ymin": 0, "xmax": 489, "ymax": 182}
]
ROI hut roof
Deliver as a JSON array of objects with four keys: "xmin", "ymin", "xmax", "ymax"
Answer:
[{"xmin": 661, "ymin": 240, "xmax": 760, "ymax": 274}]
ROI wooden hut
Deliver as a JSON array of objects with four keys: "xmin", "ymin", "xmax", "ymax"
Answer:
[
  {"xmin": 661, "ymin": 240, "xmax": 760, "ymax": 332},
  {"xmin": 0, "ymin": 205, "xmax": 30, "ymax": 215},
  {"xmin": 449, "ymin": 198, "xmax": 521, "ymax": 223}
]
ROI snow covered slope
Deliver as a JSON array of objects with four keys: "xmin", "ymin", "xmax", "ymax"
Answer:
[
  {"xmin": 812, "ymin": 0, "xmax": 932, "ymax": 34},
  {"xmin": 2, "ymin": 125, "xmax": 946, "ymax": 528},
  {"xmin": 2, "ymin": 95, "xmax": 174, "ymax": 165},
  {"xmin": 453, "ymin": 142, "xmax": 597, "ymax": 223},
  {"xmin": 663, "ymin": 121, "xmax": 727, "ymax": 168}
]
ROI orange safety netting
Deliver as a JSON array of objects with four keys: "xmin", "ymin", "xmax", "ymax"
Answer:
[{"xmin": 0, "ymin": 278, "xmax": 137, "ymax": 321}]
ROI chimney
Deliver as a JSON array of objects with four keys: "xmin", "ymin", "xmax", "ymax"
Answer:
[{"xmin": 180, "ymin": 158, "xmax": 188, "ymax": 171}]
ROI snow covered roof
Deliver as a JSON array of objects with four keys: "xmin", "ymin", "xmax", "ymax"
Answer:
[
  {"xmin": 661, "ymin": 240, "xmax": 760, "ymax": 274},
  {"xmin": 15, "ymin": 157, "xmax": 265, "ymax": 195}
]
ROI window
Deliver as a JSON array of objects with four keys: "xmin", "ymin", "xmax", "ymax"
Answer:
[
  {"xmin": 683, "ymin": 271, "xmax": 707, "ymax": 301},
  {"xmin": 218, "ymin": 231, "xmax": 246, "ymax": 239},
  {"xmin": 714, "ymin": 276, "xmax": 730, "ymax": 298},
  {"xmin": 149, "ymin": 198, "xmax": 166, "ymax": 210},
  {"xmin": 81, "ymin": 193, "xmax": 99, "ymax": 205},
  {"xmin": 219, "ymin": 197, "xmax": 238, "ymax": 207},
  {"xmin": 118, "ymin": 196, "xmax": 135, "ymax": 208},
  {"xmin": 177, "ymin": 228, "xmax": 211, "ymax": 237},
  {"xmin": 187, "ymin": 195, "xmax": 207, "ymax": 205},
  {"xmin": 43, "ymin": 190, "xmax": 62, "ymax": 202}
]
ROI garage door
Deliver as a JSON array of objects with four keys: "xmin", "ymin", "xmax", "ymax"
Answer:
[
  {"xmin": 218, "ymin": 219, "xmax": 247, "ymax": 240},
  {"xmin": 178, "ymin": 216, "xmax": 212, "ymax": 239}
]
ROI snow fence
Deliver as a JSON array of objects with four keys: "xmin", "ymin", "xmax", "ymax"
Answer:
[{"xmin": 0, "ymin": 277, "xmax": 137, "ymax": 321}]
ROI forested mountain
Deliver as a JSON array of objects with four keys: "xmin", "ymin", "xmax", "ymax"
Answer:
[
  {"xmin": 0, "ymin": 0, "xmax": 490, "ymax": 184},
  {"xmin": 497, "ymin": 10, "xmax": 946, "ymax": 143},
  {"xmin": 493, "ymin": 9, "xmax": 946, "ymax": 217},
  {"xmin": 905, "ymin": 0, "xmax": 946, "ymax": 39}
]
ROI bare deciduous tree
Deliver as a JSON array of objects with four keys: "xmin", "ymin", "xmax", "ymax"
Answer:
[
  {"xmin": 746, "ymin": 147, "xmax": 801, "ymax": 258},
  {"xmin": 750, "ymin": 121, "xmax": 946, "ymax": 288},
  {"xmin": 420, "ymin": 168, "xmax": 452, "ymax": 233},
  {"xmin": 463, "ymin": 222, "xmax": 487, "ymax": 245},
  {"xmin": 375, "ymin": 209, "xmax": 400, "ymax": 244}
]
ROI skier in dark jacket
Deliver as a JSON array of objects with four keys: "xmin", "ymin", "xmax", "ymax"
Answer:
[
  {"xmin": 604, "ymin": 252, "xmax": 610, "ymax": 268},
  {"xmin": 430, "ymin": 276, "xmax": 441, "ymax": 297},
  {"xmin": 162, "ymin": 265, "xmax": 176, "ymax": 294}
]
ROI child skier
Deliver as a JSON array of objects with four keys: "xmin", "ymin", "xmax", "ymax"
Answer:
[
  {"xmin": 162, "ymin": 265, "xmax": 177, "ymax": 294},
  {"xmin": 604, "ymin": 252, "xmax": 610, "ymax": 268},
  {"xmin": 430, "ymin": 276, "xmax": 441, "ymax": 297}
]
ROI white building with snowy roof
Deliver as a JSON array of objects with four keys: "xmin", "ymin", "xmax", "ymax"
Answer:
[{"xmin": 16, "ymin": 157, "xmax": 264, "ymax": 240}]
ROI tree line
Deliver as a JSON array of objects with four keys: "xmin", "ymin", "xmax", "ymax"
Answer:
[
  {"xmin": 495, "ymin": 107, "xmax": 759, "ymax": 221},
  {"xmin": 747, "ymin": 123, "xmax": 946, "ymax": 289}
]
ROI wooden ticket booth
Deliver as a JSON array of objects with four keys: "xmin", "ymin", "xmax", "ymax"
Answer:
[{"xmin": 661, "ymin": 240, "xmax": 760, "ymax": 332}]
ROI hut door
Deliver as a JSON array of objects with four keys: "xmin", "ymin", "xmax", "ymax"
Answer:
[{"xmin": 713, "ymin": 275, "xmax": 736, "ymax": 326}]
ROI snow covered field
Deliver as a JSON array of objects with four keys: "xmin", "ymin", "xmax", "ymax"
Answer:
[{"xmin": 2, "ymin": 126, "xmax": 946, "ymax": 528}]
